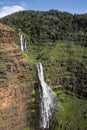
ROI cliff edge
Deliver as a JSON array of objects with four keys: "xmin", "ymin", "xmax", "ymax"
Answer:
[{"xmin": 0, "ymin": 23, "xmax": 34, "ymax": 130}]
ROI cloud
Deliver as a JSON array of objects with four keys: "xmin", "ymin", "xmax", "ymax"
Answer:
[{"xmin": 0, "ymin": 5, "xmax": 25, "ymax": 18}]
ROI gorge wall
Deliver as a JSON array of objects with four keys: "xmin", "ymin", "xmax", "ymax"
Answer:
[{"xmin": 0, "ymin": 23, "xmax": 34, "ymax": 130}]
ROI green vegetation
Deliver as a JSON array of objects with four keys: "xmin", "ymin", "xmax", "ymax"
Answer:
[
  {"xmin": 28, "ymin": 41, "xmax": 87, "ymax": 99},
  {"xmin": 27, "ymin": 98, "xmax": 35, "ymax": 103},
  {"xmin": 29, "ymin": 40, "xmax": 87, "ymax": 63},
  {"xmin": 0, "ymin": 59, "xmax": 5, "ymax": 68},
  {"xmin": 22, "ymin": 52, "xmax": 35, "ymax": 64},
  {"xmin": 53, "ymin": 93, "xmax": 87, "ymax": 130},
  {"xmin": 0, "ymin": 113, "xmax": 5, "ymax": 124},
  {"xmin": 28, "ymin": 40, "xmax": 87, "ymax": 130},
  {"xmin": 0, "ymin": 9, "xmax": 86, "ymax": 98},
  {"xmin": 0, "ymin": 9, "xmax": 87, "ymax": 130},
  {"xmin": 50, "ymin": 41, "xmax": 87, "ymax": 62},
  {"xmin": 31, "ymin": 90, "xmax": 35, "ymax": 95},
  {"xmin": 21, "ymin": 127, "xmax": 30, "ymax": 130},
  {"xmin": 0, "ymin": 10, "xmax": 87, "ymax": 46},
  {"xmin": 49, "ymin": 85, "xmax": 87, "ymax": 130},
  {"xmin": 18, "ymin": 79, "xmax": 31, "ymax": 87}
]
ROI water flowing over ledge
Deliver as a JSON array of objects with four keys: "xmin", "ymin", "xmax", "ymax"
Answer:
[
  {"xmin": 37, "ymin": 63, "xmax": 58, "ymax": 129},
  {"xmin": 20, "ymin": 35, "xmax": 28, "ymax": 53}
]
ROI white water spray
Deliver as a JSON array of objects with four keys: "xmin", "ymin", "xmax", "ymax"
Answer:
[
  {"xmin": 37, "ymin": 63, "xmax": 58, "ymax": 129},
  {"xmin": 20, "ymin": 35, "xmax": 28, "ymax": 52},
  {"xmin": 20, "ymin": 35, "xmax": 24, "ymax": 51}
]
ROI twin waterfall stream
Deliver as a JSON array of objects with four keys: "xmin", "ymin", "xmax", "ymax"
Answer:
[
  {"xmin": 20, "ymin": 35, "xmax": 28, "ymax": 52},
  {"xmin": 20, "ymin": 36, "xmax": 58, "ymax": 129},
  {"xmin": 37, "ymin": 63, "xmax": 58, "ymax": 129}
]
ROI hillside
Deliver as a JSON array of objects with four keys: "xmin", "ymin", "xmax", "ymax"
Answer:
[
  {"xmin": 0, "ymin": 23, "xmax": 35, "ymax": 130},
  {"xmin": 0, "ymin": 10, "xmax": 87, "ymax": 98},
  {"xmin": 0, "ymin": 9, "xmax": 87, "ymax": 130},
  {"xmin": 0, "ymin": 10, "xmax": 87, "ymax": 46}
]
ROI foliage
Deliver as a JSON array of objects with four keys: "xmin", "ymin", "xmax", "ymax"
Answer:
[
  {"xmin": 22, "ymin": 52, "xmax": 35, "ymax": 64},
  {"xmin": 21, "ymin": 127, "xmax": 30, "ymax": 130},
  {"xmin": 0, "ymin": 9, "xmax": 87, "ymax": 130},
  {"xmin": 29, "ymin": 41, "xmax": 87, "ymax": 98},
  {"xmin": 0, "ymin": 10, "xmax": 87, "ymax": 46},
  {"xmin": 0, "ymin": 59, "xmax": 4, "ymax": 68},
  {"xmin": 53, "ymin": 93, "xmax": 87, "ymax": 130}
]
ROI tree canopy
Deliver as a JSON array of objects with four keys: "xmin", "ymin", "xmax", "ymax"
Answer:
[{"xmin": 0, "ymin": 10, "xmax": 87, "ymax": 46}]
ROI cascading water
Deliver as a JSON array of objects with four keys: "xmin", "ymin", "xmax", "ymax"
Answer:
[
  {"xmin": 37, "ymin": 63, "xmax": 58, "ymax": 129},
  {"xmin": 20, "ymin": 35, "xmax": 28, "ymax": 53},
  {"xmin": 24, "ymin": 39, "xmax": 28, "ymax": 53},
  {"xmin": 20, "ymin": 35, "xmax": 24, "ymax": 51}
]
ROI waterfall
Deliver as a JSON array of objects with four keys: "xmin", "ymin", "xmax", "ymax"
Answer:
[
  {"xmin": 37, "ymin": 63, "xmax": 58, "ymax": 129},
  {"xmin": 20, "ymin": 35, "xmax": 28, "ymax": 52},
  {"xmin": 20, "ymin": 35, "xmax": 24, "ymax": 51},
  {"xmin": 24, "ymin": 39, "xmax": 28, "ymax": 53}
]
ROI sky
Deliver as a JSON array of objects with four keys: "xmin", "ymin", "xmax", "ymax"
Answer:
[{"xmin": 0, "ymin": 0, "xmax": 87, "ymax": 18}]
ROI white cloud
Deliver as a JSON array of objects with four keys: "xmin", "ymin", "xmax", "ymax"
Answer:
[{"xmin": 0, "ymin": 5, "xmax": 25, "ymax": 18}]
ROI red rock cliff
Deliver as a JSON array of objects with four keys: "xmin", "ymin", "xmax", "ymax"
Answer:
[{"xmin": 0, "ymin": 23, "xmax": 34, "ymax": 130}]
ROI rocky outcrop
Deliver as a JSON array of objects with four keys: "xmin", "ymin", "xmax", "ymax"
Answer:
[
  {"xmin": 0, "ymin": 23, "xmax": 14, "ymax": 43},
  {"xmin": 0, "ymin": 23, "xmax": 34, "ymax": 130}
]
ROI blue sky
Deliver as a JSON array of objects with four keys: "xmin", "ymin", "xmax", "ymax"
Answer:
[{"xmin": 0, "ymin": 0, "xmax": 87, "ymax": 18}]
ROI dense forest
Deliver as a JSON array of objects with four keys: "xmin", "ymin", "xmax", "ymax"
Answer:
[
  {"xmin": 0, "ymin": 10, "xmax": 87, "ymax": 99},
  {"xmin": 0, "ymin": 10, "xmax": 87, "ymax": 130},
  {"xmin": 0, "ymin": 9, "xmax": 87, "ymax": 46}
]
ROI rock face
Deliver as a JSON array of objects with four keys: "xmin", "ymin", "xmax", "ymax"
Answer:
[
  {"xmin": 0, "ymin": 23, "xmax": 15, "ymax": 43},
  {"xmin": 0, "ymin": 23, "xmax": 34, "ymax": 130}
]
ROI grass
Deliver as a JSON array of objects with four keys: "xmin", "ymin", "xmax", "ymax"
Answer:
[
  {"xmin": 27, "ymin": 98, "xmax": 35, "ymax": 103},
  {"xmin": 47, "ymin": 83, "xmax": 87, "ymax": 130},
  {"xmin": 31, "ymin": 90, "xmax": 35, "ymax": 95},
  {"xmin": 53, "ymin": 92, "xmax": 87, "ymax": 130},
  {"xmin": 28, "ymin": 41, "xmax": 87, "ymax": 81},
  {"xmin": 18, "ymin": 79, "xmax": 31, "ymax": 87},
  {"xmin": 21, "ymin": 127, "xmax": 30, "ymax": 130},
  {"xmin": 20, "ymin": 40, "xmax": 87, "ymax": 130},
  {"xmin": 22, "ymin": 51, "xmax": 35, "ymax": 64},
  {"xmin": 50, "ymin": 41, "xmax": 87, "ymax": 62},
  {"xmin": 0, "ymin": 120, "xmax": 4, "ymax": 124},
  {"xmin": 0, "ymin": 59, "xmax": 5, "ymax": 68},
  {"xmin": 51, "ymin": 85, "xmax": 63, "ymax": 89}
]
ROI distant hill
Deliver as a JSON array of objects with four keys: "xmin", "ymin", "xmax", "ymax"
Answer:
[{"xmin": 0, "ymin": 10, "xmax": 87, "ymax": 46}]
